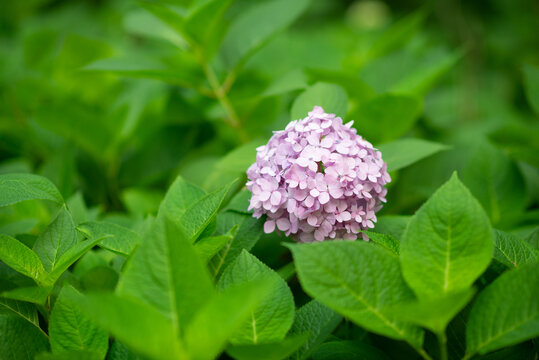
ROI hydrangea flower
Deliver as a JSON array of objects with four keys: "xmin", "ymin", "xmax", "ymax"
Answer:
[{"xmin": 246, "ymin": 106, "xmax": 391, "ymax": 242}]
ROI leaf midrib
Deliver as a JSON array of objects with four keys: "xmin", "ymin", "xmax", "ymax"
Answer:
[{"xmin": 306, "ymin": 252, "xmax": 410, "ymax": 341}]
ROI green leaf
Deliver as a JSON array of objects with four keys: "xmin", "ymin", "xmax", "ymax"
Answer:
[
  {"xmin": 466, "ymin": 264, "xmax": 539, "ymax": 356},
  {"xmin": 523, "ymin": 64, "xmax": 539, "ymax": 115},
  {"xmin": 49, "ymin": 285, "xmax": 108, "ymax": 357},
  {"xmin": 170, "ymin": 181, "xmax": 232, "ymax": 242},
  {"xmin": 159, "ymin": 176, "xmax": 206, "ymax": 221},
  {"xmin": 214, "ymin": 140, "xmax": 265, "ymax": 175},
  {"xmin": 0, "ymin": 298, "xmax": 40, "ymax": 328},
  {"xmin": 352, "ymin": 94, "xmax": 421, "ymax": 144},
  {"xmin": 79, "ymin": 266, "xmax": 119, "ymax": 292},
  {"xmin": 312, "ymin": 341, "xmax": 390, "ymax": 360},
  {"xmin": 362, "ymin": 231, "xmax": 400, "ymax": 255},
  {"xmin": 389, "ymin": 50, "xmax": 461, "ymax": 96},
  {"xmin": 84, "ymin": 57, "xmax": 202, "ymax": 88},
  {"xmin": 137, "ymin": 1, "xmax": 186, "ymax": 37},
  {"xmin": 218, "ymin": 250, "xmax": 295, "ymax": 344},
  {"xmin": 77, "ymin": 221, "xmax": 140, "ymax": 256},
  {"xmin": 33, "ymin": 206, "xmax": 78, "ymax": 272},
  {"xmin": 386, "ymin": 288, "xmax": 475, "ymax": 334},
  {"xmin": 364, "ymin": 9, "xmax": 426, "ymax": 63},
  {"xmin": 0, "ymin": 173, "xmax": 63, "ymax": 207},
  {"xmin": 220, "ymin": 0, "xmax": 311, "ymax": 69},
  {"xmin": 304, "ymin": 68, "xmax": 376, "ymax": 102},
  {"xmin": 493, "ymin": 230, "xmax": 539, "ymax": 269},
  {"xmin": 287, "ymin": 241, "xmax": 424, "ymax": 348},
  {"xmin": 35, "ymin": 351, "xmax": 102, "ymax": 360},
  {"xmin": 262, "ymin": 68, "xmax": 308, "ymax": 97},
  {"xmin": 106, "ymin": 341, "xmax": 139, "ymax": 360},
  {"xmin": 227, "ymin": 333, "xmax": 310, "ymax": 360},
  {"xmin": 400, "ymin": 173, "xmax": 493, "ymax": 298},
  {"xmin": 165, "ymin": 218, "xmax": 215, "ymax": 333},
  {"xmin": 210, "ymin": 211, "xmax": 264, "ymax": 277},
  {"xmin": 185, "ymin": 0, "xmax": 233, "ymax": 58},
  {"xmin": 377, "ymin": 138, "xmax": 449, "ymax": 171},
  {"xmin": 461, "ymin": 139, "xmax": 526, "ymax": 227},
  {"xmin": 121, "ymin": 188, "xmax": 163, "ymax": 216},
  {"xmin": 195, "ymin": 226, "xmax": 237, "ymax": 262},
  {"xmin": 525, "ymin": 227, "xmax": 539, "ymax": 250},
  {"xmin": 43, "ymin": 236, "xmax": 106, "ymax": 287},
  {"xmin": 184, "ymin": 281, "xmax": 272, "ymax": 360},
  {"xmin": 288, "ymin": 300, "xmax": 342, "ymax": 360},
  {"xmin": 0, "ymin": 314, "xmax": 50, "ymax": 359},
  {"xmin": 291, "ymin": 82, "xmax": 348, "ymax": 120},
  {"xmin": 77, "ymin": 293, "xmax": 184, "ymax": 360},
  {"xmin": 0, "ymin": 234, "xmax": 46, "ymax": 284},
  {"xmin": 375, "ymin": 215, "xmax": 410, "ymax": 239},
  {"xmin": 117, "ymin": 216, "xmax": 214, "ymax": 330},
  {"xmin": 1, "ymin": 286, "xmax": 51, "ymax": 305}
]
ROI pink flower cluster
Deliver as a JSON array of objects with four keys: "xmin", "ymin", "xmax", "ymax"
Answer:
[{"xmin": 246, "ymin": 106, "xmax": 391, "ymax": 242}]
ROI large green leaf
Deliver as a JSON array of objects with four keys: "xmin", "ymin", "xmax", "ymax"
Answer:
[
  {"xmin": 400, "ymin": 173, "xmax": 493, "ymax": 298},
  {"xmin": 84, "ymin": 57, "xmax": 203, "ymax": 88},
  {"xmin": 362, "ymin": 231, "xmax": 400, "ymax": 255},
  {"xmin": 77, "ymin": 293, "xmax": 184, "ymax": 360},
  {"xmin": 33, "ymin": 206, "xmax": 78, "ymax": 272},
  {"xmin": 0, "ymin": 234, "xmax": 46, "ymax": 284},
  {"xmin": 386, "ymin": 288, "xmax": 475, "ymax": 334},
  {"xmin": 35, "ymin": 351, "xmax": 102, "ymax": 360},
  {"xmin": 184, "ymin": 0, "xmax": 233, "ymax": 58},
  {"xmin": 1, "ymin": 286, "xmax": 51, "ymax": 305},
  {"xmin": 218, "ymin": 250, "xmax": 295, "ymax": 344},
  {"xmin": 492, "ymin": 230, "xmax": 539, "ymax": 269},
  {"xmin": 288, "ymin": 300, "xmax": 342, "ymax": 360},
  {"xmin": 377, "ymin": 138, "xmax": 448, "ymax": 171},
  {"xmin": 77, "ymin": 221, "xmax": 140, "ymax": 256},
  {"xmin": 352, "ymin": 94, "xmax": 421, "ymax": 144},
  {"xmin": 227, "ymin": 333, "xmax": 310, "ymax": 360},
  {"xmin": 117, "ymin": 215, "xmax": 214, "ymax": 330},
  {"xmin": 461, "ymin": 140, "xmax": 526, "ymax": 227},
  {"xmin": 220, "ymin": 0, "xmax": 311, "ymax": 69},
  {"xmin": 159, "ymin": 176, "xmax": 206, "ymax": 220},
  {"xmin": 291, "ymin": 83, "xmax": 348, "ymax": 121},
  {"xmin": 287, "ymin": 241, "xmax": 424, "ymax": 348},
  {"xmin": 363, "ymin": 9, "xmax": 426, "ymax": 63},
  {"xmin": 466, "ymin": 264, "xmax": 539, "ymax": 356},
  {"xmin": 0, "ymin": 314, "xmax": 50, "ymax": 360},
  {"xmin": 262, "ymin": 68, "xmax": 308, "ymax": 97},
  {"xmin": 0, "ymin": 173, "xmax": 63, "ymax": 207},
  {"xmin": 173, "ymin": 182, "xmax": 233, "ymax": 242},
  {"xmin": 183, "ymin": 281, "xmax": 271, "ymax": 360},
  {"xmin": 43, "ymin": 236, "xmax": 107, "ymax": 287},
  {"xmin": 210, "ymin": 211, "xmax": 264, "ymax": 277},
  {"xmin": 49, "ymin": 285, "xmax": 108, "ymax": 357},
  {"xmin": 523, "ymin": 64, "xmax": 539, "ymax": 115},
  {"xmin": 312, "ymin": 341, "xmax": 390, "ymax": 360},
  {"xmin": 165, "ymin": 218, "xmax": 215, "ymax": 333},
  {"xmin": 195, "ymin": 226, "xmax": 237, "ymax": 262},
  {"xmin": 0, "ymin": 298, "xmax": 40, "ymax": 328}
]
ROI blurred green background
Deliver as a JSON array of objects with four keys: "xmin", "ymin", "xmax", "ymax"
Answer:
[{"xmin": 0, "ymin": 0, "xmax": 537, "ymax": 239}]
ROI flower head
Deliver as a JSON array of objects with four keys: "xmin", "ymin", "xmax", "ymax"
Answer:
[{"xmin": 246, "ymin": 106, "xmax": 391, "ymax": 242}]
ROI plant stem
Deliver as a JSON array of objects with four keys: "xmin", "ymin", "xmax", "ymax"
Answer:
[
  {"xmin": 201, "ymin": 61, "xmax": 249, "ymax": 143},
  {"xmin": 415, "ymin": 346, "xmax": 434, "ymax": 360},
  {"xmin": 438, "ymin": 332, "xmax": 448, "ymax": 360}
]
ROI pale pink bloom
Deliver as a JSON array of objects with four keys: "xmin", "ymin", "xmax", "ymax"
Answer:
[{"xmin": 246, "ymin": 106, "xmax": 391, "ymax": 242}]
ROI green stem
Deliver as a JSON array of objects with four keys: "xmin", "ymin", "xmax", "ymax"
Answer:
[
  {"xmin": 414, "ymin": 346, "xmax": 434, "ymax": 360},
  {"xmin": 201, "ymin": 61, "xmax": 249, "ymax": 143},
  {"xmin": 438, "ymin": 332, "xmax": 448, "ymax": 360}
]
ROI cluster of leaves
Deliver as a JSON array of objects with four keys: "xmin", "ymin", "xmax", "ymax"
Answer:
[{"xmin": 0, "ymin": 0, "xmax": 538, "ymax": 359}]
